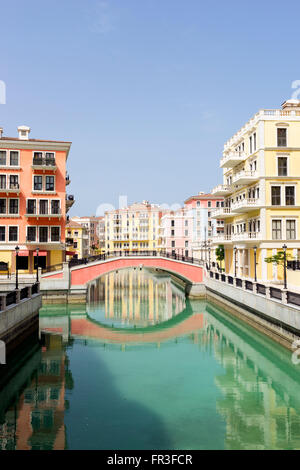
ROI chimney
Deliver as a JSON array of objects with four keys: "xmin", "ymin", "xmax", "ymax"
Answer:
[
  {"xmin": 0, "ymin": 128, "xmax": 3, "ymax": 139},
  {"xmin": 17, "ymin": 125, "xmax": 30, "ymax": 140}
]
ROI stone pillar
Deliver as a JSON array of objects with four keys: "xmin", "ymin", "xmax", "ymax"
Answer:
[
  {"xmin": 15, "ymin": 289, "xmax": 20, "ymax": 304},
  {"xmin": 282, "ymin": 289, "xmax": 288, "ymax": 304},
  {"xmin": 266, "ymin": 286, "xmax": 271, "ymax": 299},
  {"xmin": 0, "ymin": 294, "xmax": 6, "ymax": 311}
]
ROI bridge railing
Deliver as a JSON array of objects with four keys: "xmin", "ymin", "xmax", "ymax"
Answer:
[{"xmin": 67, "ymin": 250, "xmax": 204, "ymax": 269}]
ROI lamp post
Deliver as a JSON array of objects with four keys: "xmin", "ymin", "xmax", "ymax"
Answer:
[
  {"xmin": 282, "ymin": 244, "xmax": 287, "ymax": 290},
  {"xmin": 208, "ymin": 243, "xmax": 211, "ymax": 270},
  {"xmin": 15, "ymin": 246, "xmax": 19, "ymax": 290},
  {"xmin": 36, "ymin": 247, "xmax": 39, "ymax": 282},
  {"xmin": 234, "ymin": 246, "xmax": 237, "ymax": 278},
  {"xmin": 253, "ymin": 245, "xmax": 257, "ymax": 283}
]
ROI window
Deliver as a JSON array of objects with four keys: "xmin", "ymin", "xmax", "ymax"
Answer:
[
  {"xmin": 10, "ymin": 175, "xmax": 18, "ymax": 189},
  {"xmin": 208, "ymin": 211, "xmax": 211, "ymax": 217},
  {"xmin": 271, "ymin": 186, "xmax": 281, "ymax": 205},
  {"xmin": 185, "ymin": 241, "xmax": 188, "ymax": 247},
  {"xmin": 253, "ymin": 133, "xmax": 257, "ymax": 151},
  {"xmin": 185, "ymin": 230, "xmax": 188, "ymax": 236},
  {"xmin": 51, "ymin": 227, "xmax": 60, "ymax": 242},
  {"xmin": 277, "ymin": 128, "xmax": 287, "ymax": 147},
  {"xmin": 208, "ymin": 201, "xmax": 211, "ymax": 207},
  {"xmin": 0, "ymin": 175, "xmax": 6, "ymax": 189},
  {"xmin": 171, "ymin": 229, "xmax": 175, "ymax": 236},
  {"xmin": 39, "ymin": 199, "xmax": 48, "ymax": 215},
  {"xmin": 286, "ymin": 220, "xmax": 296, "ymax": 240},
  {"xmin": 9, "ymin": 226, "xmax": 18, "ymax": 242},
  {"xmin": 272, "ymin": 220, "xmax": 282, "ymax": 240},
  {"xmin": 0, "ymin": 226, "xmax": 5, "ymax": 241},
  {"xmin": 249, "ymin": 136, "xmax": 252, "ymax": 154},
  {"xmin": 171, "ymin": 220, "xmax": 175, "ymax": 227},
  {"xmin": 9, "ymin": 199, "xmax": 18, "ymax": 214},
  {"xmin": 46, "ymin": 176, "xmax": 54, "ymax": 191},
  {"xmin": 0, "ymin": 151, "xmax": 6, "ymax": 166},
  {"xmin": 27, "ymin": 199, "xmax": 36, "ymax": 214},
  {"xmin": 27, "ymin": 226, "xmax": 36, "ymax": 242},
  {"xmin": 34, "ymin": 176, "xmax": 43, "ymax": 191},
  {"xmin": 197, "ymin": 201, "xmax": 200, "ymax": 207},
  {"xmin": 285, "ymin": 186, "xmax": 295, "ymax": 206},
  {"xmin": 39, "ymin": 227, "xmax": 48, "ymax": 243},
  {"xmin": 171, "ymin": 240, "xmax": 175, "ymax": 248},
  {"xmin": 10, "ymin": 151, "xmax": 19, "ymax": 166},
  {"xmin": 278, "ymin": 157, "xmax": 287, "ymax": 176},
  {"xmin": 0, "ymin": 199, "xmax": 6, "ymax": 214},
  {"xmin": 185, "ymin": 220, "xmax": 188, "ymax": 226}
]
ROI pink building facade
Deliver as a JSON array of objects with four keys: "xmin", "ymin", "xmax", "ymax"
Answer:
[{"xmin": 159, "ymin": 208, "xmax": 194, "ymax": 257}]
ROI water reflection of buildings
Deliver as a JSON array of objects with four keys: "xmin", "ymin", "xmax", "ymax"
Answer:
[
  {"xmin": 0, "ymin": 334, "xmax": 72, "ymax": 450},
  {"xmin": 204, "ymin": 304, "xmax": 300, "ymax": 450},
  {"xmin": 88, "ymin": 268, "xmax": 186, "ymax": 327}
]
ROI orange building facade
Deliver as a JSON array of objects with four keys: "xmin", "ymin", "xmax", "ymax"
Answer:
[{"xmin": 0, "ymin": 125, "xmax": 72, "ymax": 274}]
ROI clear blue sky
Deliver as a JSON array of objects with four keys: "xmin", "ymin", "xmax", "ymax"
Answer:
[{"xmin": 1, "ymin": 0, "xmax": 299, "ymax": 215}]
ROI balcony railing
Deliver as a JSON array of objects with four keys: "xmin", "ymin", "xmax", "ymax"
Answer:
[
  {"xmin": 231, "ymin": 198, "xmax": 262, "ymax": 212},
  {"xmin": 0, "ymin": 183, "xmax": 20, "ymax": 192},
  {"xmin": 232, "ymin": 170, "xmax": 259, "ymax": 186},
  {"xmin": 211, "ymin": 207, "xmax": 235, "ymax": 219},
  {"xmin": 32, "ymin": 157, "xmax": 56, "ymax": 168},
  {"xmin": 220, "ymin": 152, "xmax": 247, "ymax": 169},
  {"xmin": 211, "ymin": 184, "xmax": 232, "ymax": 196},
  {"xmin": 26, "ymin": 208, "xmax": 61, "ymax": 217}
]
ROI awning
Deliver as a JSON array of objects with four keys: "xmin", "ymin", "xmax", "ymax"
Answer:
[
  {"xmin": 66, "ymin": 251, "xmax": 76, "ymax": 255},
  {"xmin": 33, "ymin": 251, "xmax": 47, "ymax": 256},
  {"xmin": 14, "ymin": 250, "xmax": 29, "ymax": 257}
]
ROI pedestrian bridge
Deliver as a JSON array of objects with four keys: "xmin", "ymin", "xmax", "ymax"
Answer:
[{"xmin": 41, "ymin": 253, "xmax": 205, "ymax": 298}]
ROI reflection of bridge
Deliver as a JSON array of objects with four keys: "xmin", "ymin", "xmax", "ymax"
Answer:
[
  {"xmin": 41, "ymin": 255, "xmax": 204, "ymax": 298},
  {"xmin": 71, "ymin": 312, "xmax": 204, "ymax": 344}
]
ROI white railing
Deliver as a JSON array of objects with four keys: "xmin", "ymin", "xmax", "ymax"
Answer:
[
  {"xmin": 220, "ymin": 152, "xmax": 246, "ymax": 167},
  {"xmin": 211, "ymin": 184, "xmax": 231, "ymax": 195},
  {"xmin": 211, "ymin": 207, "xmax": 234, "ymax": 218},
  {"xmin": 231, "ymin": 198, "xmax": 261, "ymax": 211},
  {"xmin": 232, "ymin": 232, "xmax": 262, "ymax": 241},
  {"xmin": 232, "ymin": 170, "xmax": 258, "ymax": 184}
]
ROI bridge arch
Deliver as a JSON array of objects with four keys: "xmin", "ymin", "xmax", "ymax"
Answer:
[{"xmin": 70, "ymin": 256, "xmax": 203, "ymax": 288}]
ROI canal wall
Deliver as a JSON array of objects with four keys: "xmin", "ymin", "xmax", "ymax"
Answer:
[
  {"xmin": 205, "ymin": 276, "xmax": 300, "ymax": 349},
  {"xmin": 0, "ymin": 288, "xmax": 42, "ymax": 358}
]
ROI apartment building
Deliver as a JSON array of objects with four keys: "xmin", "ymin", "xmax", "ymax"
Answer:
[
  {"xmin": 71, "ymin": 215, "xmax": 103, "ymax": 254},
  {"xmin": 184, "ymin": 192, "xmax": 225, "ymax": 260},
  {"xmin": 105, "ymin": 201, "xmax": 162, "ymax": 253},
  {"xmin": 158, "ymin": 207, "xmax": 194, "ymax": 257},
  {"xmin": 65, "ymin": 220, "xmax": 89, "ymax": 259},
  {"xmin": 211, "ymin": 99, "xmax": 300, "ymax": 288},
  {"xmin": 0, "ymin": 125, "xmax": 72, "ymax": 273}
]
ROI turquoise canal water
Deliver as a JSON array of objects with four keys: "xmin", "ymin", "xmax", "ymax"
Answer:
[{"xmin": 1, "ymin": 267, "xmax": 300, "ymax": 450}]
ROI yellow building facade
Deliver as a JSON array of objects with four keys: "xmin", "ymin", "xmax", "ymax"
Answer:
[
  {"xmin": 65, "ymin": 220, "xmax": 89, "ymax": 260},
  {"xmin": 211, "ymin": 99, "xmax": 300, "ymax": 290},
  {"xmin": 105, "ymin": 201, "xmax": 162, "ymax": 254}
]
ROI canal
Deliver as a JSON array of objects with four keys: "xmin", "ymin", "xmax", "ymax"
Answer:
[{"xmin": 1, "ymin": 267, "xmax": 300, "ymax": 450}]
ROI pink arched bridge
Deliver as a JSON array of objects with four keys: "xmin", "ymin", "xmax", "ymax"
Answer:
[{"xmin": 41, "ymin": 254, "xmax": 205, "ymax": 297}]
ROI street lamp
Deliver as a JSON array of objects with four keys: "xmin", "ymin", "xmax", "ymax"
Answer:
[
  {"xmin": 253, "ymin": 245, "xmax": 257, "ymax": 283},
  {"xmin": 282, "ymin": 244, "xmax": 287, "ymax": 290},
  {"xmin": 36, "ymin": 247, "xmax": 39, "ymax": 282},
  {"xmin": 208, "ymin": 244, "xmax": 211, "ymax": 270},
  {"xmin": 15, "ymin": 246, "xmax": 19, "ymax": 290},
  {"xmin": 234, "ymin": 246, "xmax": 237, "ymax": 277}
]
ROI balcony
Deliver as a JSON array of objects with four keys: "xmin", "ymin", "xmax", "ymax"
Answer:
[
  {"xmin": 231, "ymin": 198, "xmax": 262, "ymax": 213},
  {"xmin": 32, "ymin": 156, "xmax": 57, "ymax": 170},
  {"xmin": 25, "ymin": 208, "xmax": 62, "ymax": 218},
  {"xmin": 220, "ymin": 152, "xmax": 247, "ymax": 169},
  {"xmin": 0, "ymin": 183, "xmax": 20, "ymax": 194},
  {"xmin": 26, "ymin": 237, "xmax": 62, "ymax": 245},
  {"xmin": 232, "ymin": 170, "xmax": 259, "ymax": 186},
  {"xmin": 212, "ymin": 234, "xmax": 232, "ymax": 244},
  {"xmin": 211, "ymin": 184, "xmax": 232, "ymax": 196},
  {"xmin": 211, "ymin": 207, "xmax": 236, "ymax": 219},
  {"xmin": 66, "ymin": 195, "xmax": 75, "ymax": 211},
  {"xmin": 232, "ymin": 232, "xmax": 262, "ymax": 243}
]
